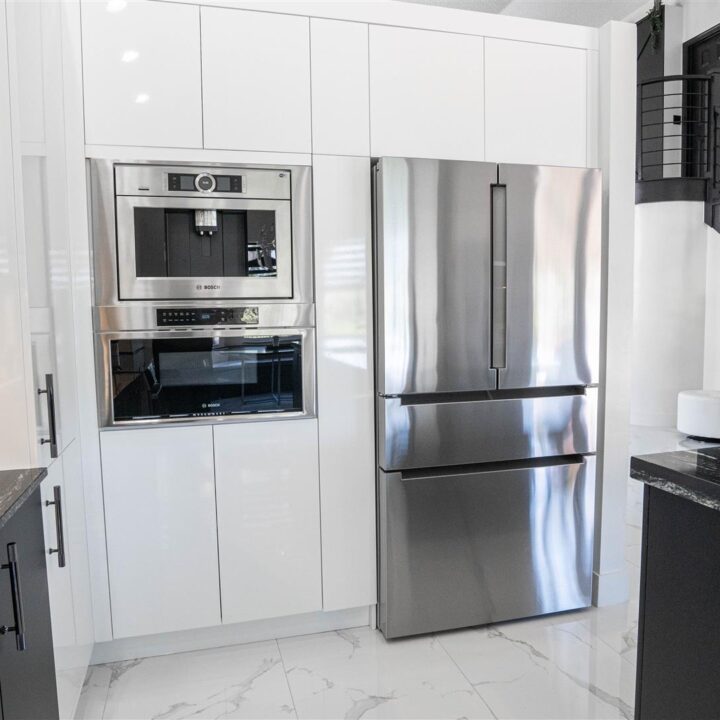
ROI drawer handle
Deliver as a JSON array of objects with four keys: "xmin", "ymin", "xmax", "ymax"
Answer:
[
  {"xmin": 0, "ymin": 543, "xmax": 27, "ymax": 651},
  {"xmin": 45, "ymin": 485, "xmax": 66, "ymax": 568}
]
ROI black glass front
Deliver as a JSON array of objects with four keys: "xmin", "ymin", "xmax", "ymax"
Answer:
[
  {"xmin": 110, "ymin": 335, "xmax": 303, "ymax": 422},
  {"xmin": 133, "ymin": 208, "xmax": 278, "ymax": 279}
]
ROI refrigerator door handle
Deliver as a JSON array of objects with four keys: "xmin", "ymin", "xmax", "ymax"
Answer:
[
  {"xmin": 491, "ymin": 184, "xmax": 507, "ymax": 370},
  {"xmin": 400, "ymin": 453, "xmax": 588, "ymax": 482}
]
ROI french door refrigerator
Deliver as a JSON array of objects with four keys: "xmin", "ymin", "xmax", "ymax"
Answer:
[{"xmin": 374, "ymin": 157, "xmax": 602, "ymax": 639}]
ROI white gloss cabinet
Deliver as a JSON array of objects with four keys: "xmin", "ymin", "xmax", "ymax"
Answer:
[
  {"xmin": 81, "ymin": 0, "xmax": 202, "ymax": 148},
  {"xmin": 202, "ymin": 8, "xmax": 311, "ymax": 153},
  {"xmin": 40, "ymin": 464, "xmax": 77, "ymax": 720},
  {"xmin": 101, "ymin": 426, "xmax": 221, "ymax": 639},
  {"xmin": 310, "ymin": 19, "xmax": 369, "ymax": 155},
  {"xmin": 313, "ymin": 156, "xmax": 377, "ymax": 611},
  {"xmin": 484, "ymin": 38, "xmax": 587, "ymax": 167},
  {"xmin": 369, "ymin": 25, "xmax": 485, "ymax": 161},
  {"xmin": 214, "ymin": 420, "xmax": 322, "ymax": 624}
]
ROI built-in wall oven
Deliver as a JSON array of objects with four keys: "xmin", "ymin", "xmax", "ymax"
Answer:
[
  {"xmin": 95, "ymin": 325, "xmax": 316, "ymax": 427},
  {"xmin": 90, "ymin": 160, "xmax": 315, "ymax": 427}
]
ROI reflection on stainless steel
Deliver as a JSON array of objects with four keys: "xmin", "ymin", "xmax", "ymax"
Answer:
[
  {"xmin": 375, "ymin": 158, "xmax": 497, "ymax": 395},
  {"xmin": 378, "ymin": 389, "xmax": 598, "ymax": 471},
  {"xmin": 95, "ymin": 327, "xmax": 316, "ymax": 428},
  {"xmin": 378, "ymin": 457, "xmax": 596, "ymax": 639},
  {"xmin": 498, "ymin": 164, "xmax": 601, "ymax": 389},
  {"xmin": 89, "ymin": 159, "xmax": 313, "ymax": 306},
  {"xmin": 373, "ymin": 157, "xmax": 602, "ymax": 639}
]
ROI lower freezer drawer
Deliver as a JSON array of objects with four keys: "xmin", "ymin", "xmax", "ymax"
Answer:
[{"xmin": 378, "ymin": 456, "xmax": 595, "ymax": 639}]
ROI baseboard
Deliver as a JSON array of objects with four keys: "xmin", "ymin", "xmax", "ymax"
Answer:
[
  {"xmin": 91, "ymin": 605, "xmax": 373, "ymax": 665},
  {"xmin": 592, "ymin": 568, "xmax": 630, "ymax": 607}
]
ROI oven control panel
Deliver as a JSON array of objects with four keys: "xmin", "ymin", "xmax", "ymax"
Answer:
[{"xmin": 157, "ymin": 307, "xmax": 260, "ymax": 326}]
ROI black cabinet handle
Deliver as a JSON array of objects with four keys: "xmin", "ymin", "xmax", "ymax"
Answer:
[
  {"xmin": 1, "ymin": 543, "xmax": 27, "ymax": 651},
  {"xmin": 38, "ymin": 373, "xmax": 58, "ymax": 459},
  {"xmin": 45, "ymin": 485, "xmax": 66, "ymax": 568}
]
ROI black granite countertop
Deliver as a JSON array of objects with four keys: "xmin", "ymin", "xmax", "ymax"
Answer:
[
  {"xmin": 631, "ymin": 447, "xmax": 720, "ymax": 512},
  {"xmin": 0, "ymin": 467, "xmax": 48, "ymax": 529}
]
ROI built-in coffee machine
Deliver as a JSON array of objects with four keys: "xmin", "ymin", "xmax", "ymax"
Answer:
[{"xmin": 89, "ymin": 160, "xmax": 315, "ymax": 427}]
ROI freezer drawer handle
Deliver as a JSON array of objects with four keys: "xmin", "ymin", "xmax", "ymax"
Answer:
[
  {"xmin": 491, "ymin": 184, "xmax": 507, "ymax": 370},
  {"xmin": 0, "ymin": 543, "xmax": 27, "ymax": 651},
  {"xmin": 45, "ymin": 485, "xmax": 66, "ymax": 568},
  {"xmin": 38, "ymin": 373, "xmax": 58, "ymax": 459}
]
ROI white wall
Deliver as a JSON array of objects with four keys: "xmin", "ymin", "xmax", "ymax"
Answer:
[
  {"xmin": 631, "ymin": 1, "xmax": 720, "ymax": 427},
  {"xmin": 631, "ymin": 202, "xmax": 707, "ymax": 426}
]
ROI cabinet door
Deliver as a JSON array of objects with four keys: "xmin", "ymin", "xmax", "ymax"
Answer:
[
  {"xmin": 369, "ymin": 26, "xmax": 484, "ymax": 161},
  {"xmin": 40, "ymin": 467, "xmax": 76, "ymax": 720},
  {"xmin": 214, "ymin": 420, "xmax": 322, "ymax": 624},
  {"xmin": 485, "ymin": 39, "xmax": 587, "ymax": 167},
  {"xmin": 60, "ymin": 442, "xmax": 93, "ymax": 716},
  {"xmin": 15, "ymin": 1, "xmax": 78, "ymax": 463},
  {"xmin": 310, "ymin": 19, "xmax": 369, "ymax": 156},
  {"xmin": 313, "ymin": 156, "xmax": 376, "ymax": 611},
  {"xmin": 0, "ymin": 488, "xmax": 59, "ymax": 720},
  {"xmin": 202, "ymin": 8, "xmax": 311, "ymax": 152},
  {"xmin": 101, "ymin": 426, "xmax": 220, "ymax": 639},
  {"xmin": 81, "ymin": 0, "xmax": 202, "ymax": 148}
]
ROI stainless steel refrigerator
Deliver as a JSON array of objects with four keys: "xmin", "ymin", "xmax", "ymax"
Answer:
[{"xmin": 373, "ymin": 157, "xmax": 601, "ymax": 639}]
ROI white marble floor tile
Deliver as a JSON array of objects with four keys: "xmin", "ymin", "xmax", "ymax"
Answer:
[
  {"xmin": 279, "ymin": 627, "xmax": 495, "ymax": 719},
  {"xmin": 438, "ymin": 614, "xmax": 635, "ymax": 720},
  {"xmin": 101, "ymin": 641, "xmax": 296, "ymax": 720}
]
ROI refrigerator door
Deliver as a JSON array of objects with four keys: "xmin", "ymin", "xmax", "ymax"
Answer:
[
  {"xmin": 496, "ymin": 164, "xmax": 601, "ymax": 390},
  {"xmin": 378, "ymin": 456, "xmax": 595, "ymax": 639},
  {"xmin": 375, "ymin": 158, "xmax": 497, "ymax": 395}
]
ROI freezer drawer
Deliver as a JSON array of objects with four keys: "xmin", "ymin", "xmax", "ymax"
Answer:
[
  {"xmin": 374, "ymin": 157, "xmax": 497, "ymax": 395},
  {"xmin": 378, "ymin": 456, "xmax": 595, "ymax": 639},
  {"xmin": 378, "ymin": 388, "xmax": 598, "ymax": 471}
]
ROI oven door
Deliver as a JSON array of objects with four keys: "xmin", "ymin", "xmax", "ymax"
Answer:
[
  {"xmin": 96, "ymin": 329, "xmax": 315, "ymax": 426},
  {"xmin": 115, "ymin": 196, "xmax": 292, "ymax": 300}
]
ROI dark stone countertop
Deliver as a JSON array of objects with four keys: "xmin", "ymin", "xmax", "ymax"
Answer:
[
  {"xmin": 0, "ymin": 467, "xmax": 48, "ymax": 529},
  {"xmin": 631, "ymin": 447, "xmax": 720, "ymax": 512}
]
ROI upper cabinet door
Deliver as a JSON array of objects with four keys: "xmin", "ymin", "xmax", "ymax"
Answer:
[
  {"xmin": 497, "ymin": 164, "xmax": 602, "ymax": 390},
  {"xmin": 202, "ymin": 8, "xmax": 311, "ymax": 152},
  {"xmin": 310, "ymin": 19, "xmax": 369, "ymax": 156},
  {"xmin": 485, "ymin": 39, "xmax": 587, "ymax": 167},
  {"xmin": 369, "ymin": 26, "xmax": 484, "ymax": 161},
  {"xmin": 81, "ymin": 0, "xmax": 202, "ymax": 148}
]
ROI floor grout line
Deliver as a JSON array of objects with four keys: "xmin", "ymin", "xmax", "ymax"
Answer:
[
  {"xmin": 276, "ymin": 637, "xmax": 300, "ymax": 720},
  {"xmin": 434, "ymin": 632, "xmax": 499, "ymax": 720}
]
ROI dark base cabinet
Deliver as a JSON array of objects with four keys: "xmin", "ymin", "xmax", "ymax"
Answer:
[
  {"xmin": 0, "ymin": 488, "xmax": 58, "ymax": 720},
  {"xmin": 635, "ymin": 486, "xmax": 720, "ymax": 719}
]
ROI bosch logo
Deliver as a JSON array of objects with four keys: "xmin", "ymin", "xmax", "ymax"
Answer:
[
  {"xmin": 196, "ymin": 284, "xmax": 221, "ymax": 290},
  {"xmin": 202, "ymin": 403, "xmax": 221, "ymax": 409}
]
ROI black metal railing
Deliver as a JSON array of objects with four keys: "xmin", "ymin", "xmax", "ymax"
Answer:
[{"xmin": 637, "ymin": 74, "xmax": 712, "ymax": 181}]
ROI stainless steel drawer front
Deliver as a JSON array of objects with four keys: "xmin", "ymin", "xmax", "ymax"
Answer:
[
  {"xmin": 378, "ymin": 456, "xmax": 596, "ymax": 638},
  {"xmin": 378, "ymin": 388, "xmax": 598, "ymax": 471}
]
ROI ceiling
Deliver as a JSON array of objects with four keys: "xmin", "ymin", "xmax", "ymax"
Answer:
[{"xmin": 397, "ymin": 0, "xmax": 651, "ymax": 27}]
